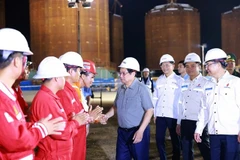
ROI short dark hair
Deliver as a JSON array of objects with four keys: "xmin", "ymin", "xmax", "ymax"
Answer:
[
  {"xmin": 81, "ymin": 70, "xmax": 90, "ymax": 76},
  {"xmin": 178, "ymin": 60, "xmax": 185, "ymax": 67},
  {"xmin": 0, "ymin": 50, "xmax": 23, "ymax": 69},
  {"xmin": 207, "ymin": 58, "xmax": 227, "ymax": 69},
  {"xmin": 178, "ymin": 60, "xmax": 184, "ymax": 64},
  {"xmin": 63, "ymin": 64, "xmax": 80, "ymax": 72},
  {"xmin": 127, "ymin": 69, "xmax": 135, "ymax": 74}
]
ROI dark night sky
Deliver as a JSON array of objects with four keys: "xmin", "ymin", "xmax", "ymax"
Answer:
[{"xmin": 4, "ymin": 0, "xmax": 240, "ymax": 67}]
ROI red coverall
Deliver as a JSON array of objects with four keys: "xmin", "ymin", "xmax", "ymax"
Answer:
[
  {"xmin": 30, "ymin": 85, "xmax": 79, "ymax": 160},
  {"xmin": 12, "ymin": 85, "xmax": 29, "ymax": 116},
  {"xmin": 57, "ymin": 81, "xmax": 87, "ymax": 160},
  {"xmin": 0, "ymin": 82, "xmax": 48, "ymax": 160}
]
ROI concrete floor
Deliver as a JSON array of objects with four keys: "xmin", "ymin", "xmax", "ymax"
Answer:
[{"xmin": 23, "ymin": 91, "xmax": 203, "ymax": 160}]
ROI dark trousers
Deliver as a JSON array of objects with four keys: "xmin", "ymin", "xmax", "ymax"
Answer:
[
  {"xmin": 181, "ymin": 120, "xmax": 210, "ymax": 160},
  {"xmin": 156, "ymin": 117, "xmax": 180, "ymax": 160},
  {"xmin": 116, "ymin": 125, "xmax": 150, "ymax": 160},
  {"xmin": 210, "ymin": 135, "xmax": 239, "ymax": 160}
]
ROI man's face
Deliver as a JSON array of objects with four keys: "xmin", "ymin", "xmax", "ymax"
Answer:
[
  {"xmin": 119, "ymin": 68, "xmax": 135, "ymax": 85},
  {"xmin": 83, "ymin": 72, "xmax": 95, "ymax": 88},
  {"xmin": 70, "ymin": 67, "xmax": 81, "ymax": 83},
  {"xmin": 178, "ymin": 63, "xmax": 185, "ymax": 74},
  {"xmin": 205, "ymin": 61, "xmax": 220, "ymax": 76},
  {"xmin": 226, "ymin": 60, "xmax": 235, "ymax": 72},
  {"xmin": 143, "ymin": 71, "xmax": 149, "ymax": 78},
  {"xmin": 16, "ymin": 54, "xmax": 27, "ymax": 79},
  {"xmin": 161, "ymin": 62, "xmax": 174, "ymax": 76},
  {"xmin": 185, "ymin": 62, "xmax": 200, "ymax": 77}
]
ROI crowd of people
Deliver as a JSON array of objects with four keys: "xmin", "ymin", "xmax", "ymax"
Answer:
[{"xmin": 0, "ymin": 27, "xmax": 239, "ymax": 160}]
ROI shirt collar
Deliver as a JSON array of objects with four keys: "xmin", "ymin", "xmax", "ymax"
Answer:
[
  {"xmin": 40, "ymin": 85, "xmax": 60, "ymax": 100},
  {"xmin": 123, "ymin": 78, "xmax": 138, "ymax": 89},
  {"xmin": 210, "ymin": 71, "xmax": 230, "ymax": 83},
  {"xmin": 187, "ymin": 73, "xmax": 202, "ymax": 82},
  {"xmin": 65, "ymin": 81, "xmax": 76, "ymax": 92},
  {"xmin": 163, "ymin": 72, "xmax": 175, "ymax": 79},
  {"xmin": 0, "ymin": 82, "xmax": 16, "ymax": 101}
]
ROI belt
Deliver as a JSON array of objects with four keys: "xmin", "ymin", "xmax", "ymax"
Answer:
[{"xmin": 119, "ymin": 126, "xmax": 139, "ymax": 132}]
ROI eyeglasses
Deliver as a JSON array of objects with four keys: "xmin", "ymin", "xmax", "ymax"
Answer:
[
  {"xmin": 119, "ymin": 71, "xmax": 129, "ymax": 76},
  {"xmin": 22, "ymin": 56, "xmax": 28, "ymax": 68},
  {"xmin": 204, "ymin": 62, "xmax": 217, "ymax": 68}
]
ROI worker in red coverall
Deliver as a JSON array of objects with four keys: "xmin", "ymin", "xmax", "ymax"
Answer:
[
  {"xmin": 0, "ymin": 28, "xmax": 66, "ymax": 160},
  {"xmin": 57, "ymin": 51, "xmax": 103, "ymax": 160},
  {"xmin": 12, "ymin": 61, "xmax": 31, "ymax": 118},
  {"xmin": 30, "ymin": 56, "xmax": 91, "ymax": 159},
  {"xmin": 74, "ymin": 60, "xmax": 103, "ymax": 136}
]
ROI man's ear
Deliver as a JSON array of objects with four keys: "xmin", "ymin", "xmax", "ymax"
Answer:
[
  {"xmin": 81, "ymin": 73, "xmax": 86, "ymax": 80},
  {"xmin": 68, "ymin": 68, "xmax": 74, "ymax": 75},
  {"xmin": 12, "ymin": 56, "xmax": 22, "ymax": 68}
]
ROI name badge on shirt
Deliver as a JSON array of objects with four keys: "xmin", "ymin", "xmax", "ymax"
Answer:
[
  {"xmin": 181, "ymin": 85, "xmax": 188, "ymax": 91},
  {"xmin": 196, "ymin": 84, "xmax": 202, "ymax": 88},
  {"xmin": 181, "ymin": 85, "xmax": 188, "ymax": 88},
  {"xmin": 205, "ymin": 87, "xmax": 213, "ymax": 91},
  {"xmin": 224, "ymin": 83, "xmax": 230, "ymax": 88}
]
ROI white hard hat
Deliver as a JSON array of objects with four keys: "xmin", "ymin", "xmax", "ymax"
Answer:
[
  {"xmin": 33, "ymin": 56, "xmax": 70, "ymax": 79},
  {"xmin": 0, "ymin": 28, "xmax": 33, "ymax": 58},
  {"xmin": 159, "ymin": 54, "xmax": 175, "ymax": 64},
  {"xmin": 118, "ymin": 57, "xmax": 140, "ymax": 71},
  {"xmin": 142, "ymin": 68, "xmax": 150, "ymax": 72},
  {"xmin": 205, "ymin": 48, "xmax": 227, "ymax": 63},
  {"xmin": 59, "ymin": 51, "xmax": 83, "ymax": 68},
  {"xmin": 184, "ymin": 53, "xmax": 201, "ymax": 63}
]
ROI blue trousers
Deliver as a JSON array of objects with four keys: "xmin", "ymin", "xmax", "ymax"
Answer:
[
  {"xmin": 181, "ymin": 120, "xmax": 210, "ymax": 160},
  {"xmin": 210, "ymin": 135, "xmax": 239, "ymax": 160},
  {"xmin": 116, "ymin": 125, "xmax": 150, "ymax": 160},
  {"xmin": 156, "ymin": 117, "xmax": 180, "ymax": 160}
]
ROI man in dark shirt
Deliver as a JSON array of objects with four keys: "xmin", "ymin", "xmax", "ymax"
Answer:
[{"xmin": 226, "ymin": 53, "xmax": 240, "ymax": 77}]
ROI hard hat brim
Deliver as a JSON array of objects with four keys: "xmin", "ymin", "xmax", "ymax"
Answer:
[{"xmin": 33, "ymin": 72, "xmax": 70, "ymax": 79}]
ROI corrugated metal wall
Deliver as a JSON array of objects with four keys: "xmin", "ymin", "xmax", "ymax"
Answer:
[
  {"xmin": 145, "ymin": 4, "xmax": 200, "ymax": 70},
  {"xmin": 29, "ymin": 0, "xmax": 110, "ymax": 68},
  {"xmin": 29, "ymin": 0, "xmax": 77, "ymax": 67},
  {"xmin": 222, "ymin": 7, "xmax": 240, "ymax": 63},
  {"xmin": 79, "ymin": 0, "xmax": 110, "ymax": 67},
  {"xmin": 0, "ymin": 0, "xmax": 5, "ymax": 28},
  {"xmin": 110, "ymin": 14, "xmax": 123, "ymax": 69}
]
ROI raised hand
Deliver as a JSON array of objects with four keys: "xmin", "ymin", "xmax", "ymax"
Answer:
[
  {"xmin": 88, "ymin": 105, "xmax": 103, "ymax": 122},
  {"xmin": 72, "ymin": 112, "xmax": 90, "ymax": 126}
]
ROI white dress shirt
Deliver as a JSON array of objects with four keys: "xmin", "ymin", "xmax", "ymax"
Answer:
[
  {"xmin": 153, "ymin": 72, "xmax": 184, "ymax": 119},
  {"xmin": 195, "ymin": 71, "xmax": 240, "ymax": 135},
  {"xmin": 177, "ymin": 74, "xmax": 208, "ymax": 124}
]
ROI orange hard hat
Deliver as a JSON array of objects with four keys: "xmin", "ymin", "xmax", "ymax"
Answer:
[{"xmin": 83, "ymin": 60, "xmax": 97, "ymax": 74}]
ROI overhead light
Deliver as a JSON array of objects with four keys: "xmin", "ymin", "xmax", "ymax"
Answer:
[
  {"xmin": 67, "ymin": 0, "xmax": 93, "ymax": 8},
  {"xmin": 82, "ymin": 2, "xmax": 91, "ymax": 9},
  {"xmin": 68, "ymin": 0, "xmax": 78, "ymax": 8}
]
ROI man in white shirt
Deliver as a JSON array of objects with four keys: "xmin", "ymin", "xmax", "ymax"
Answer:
[
  {"xmin": 153, "ymin": 54, "xmax": 183, "ymax": 160},
  {"xmin": 176, "ymin": 53, "xmax": 210, "ymax": 160},
  {"xmin": 194, "ymin": 48, "xmax": 240, "ymax": 160}
]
